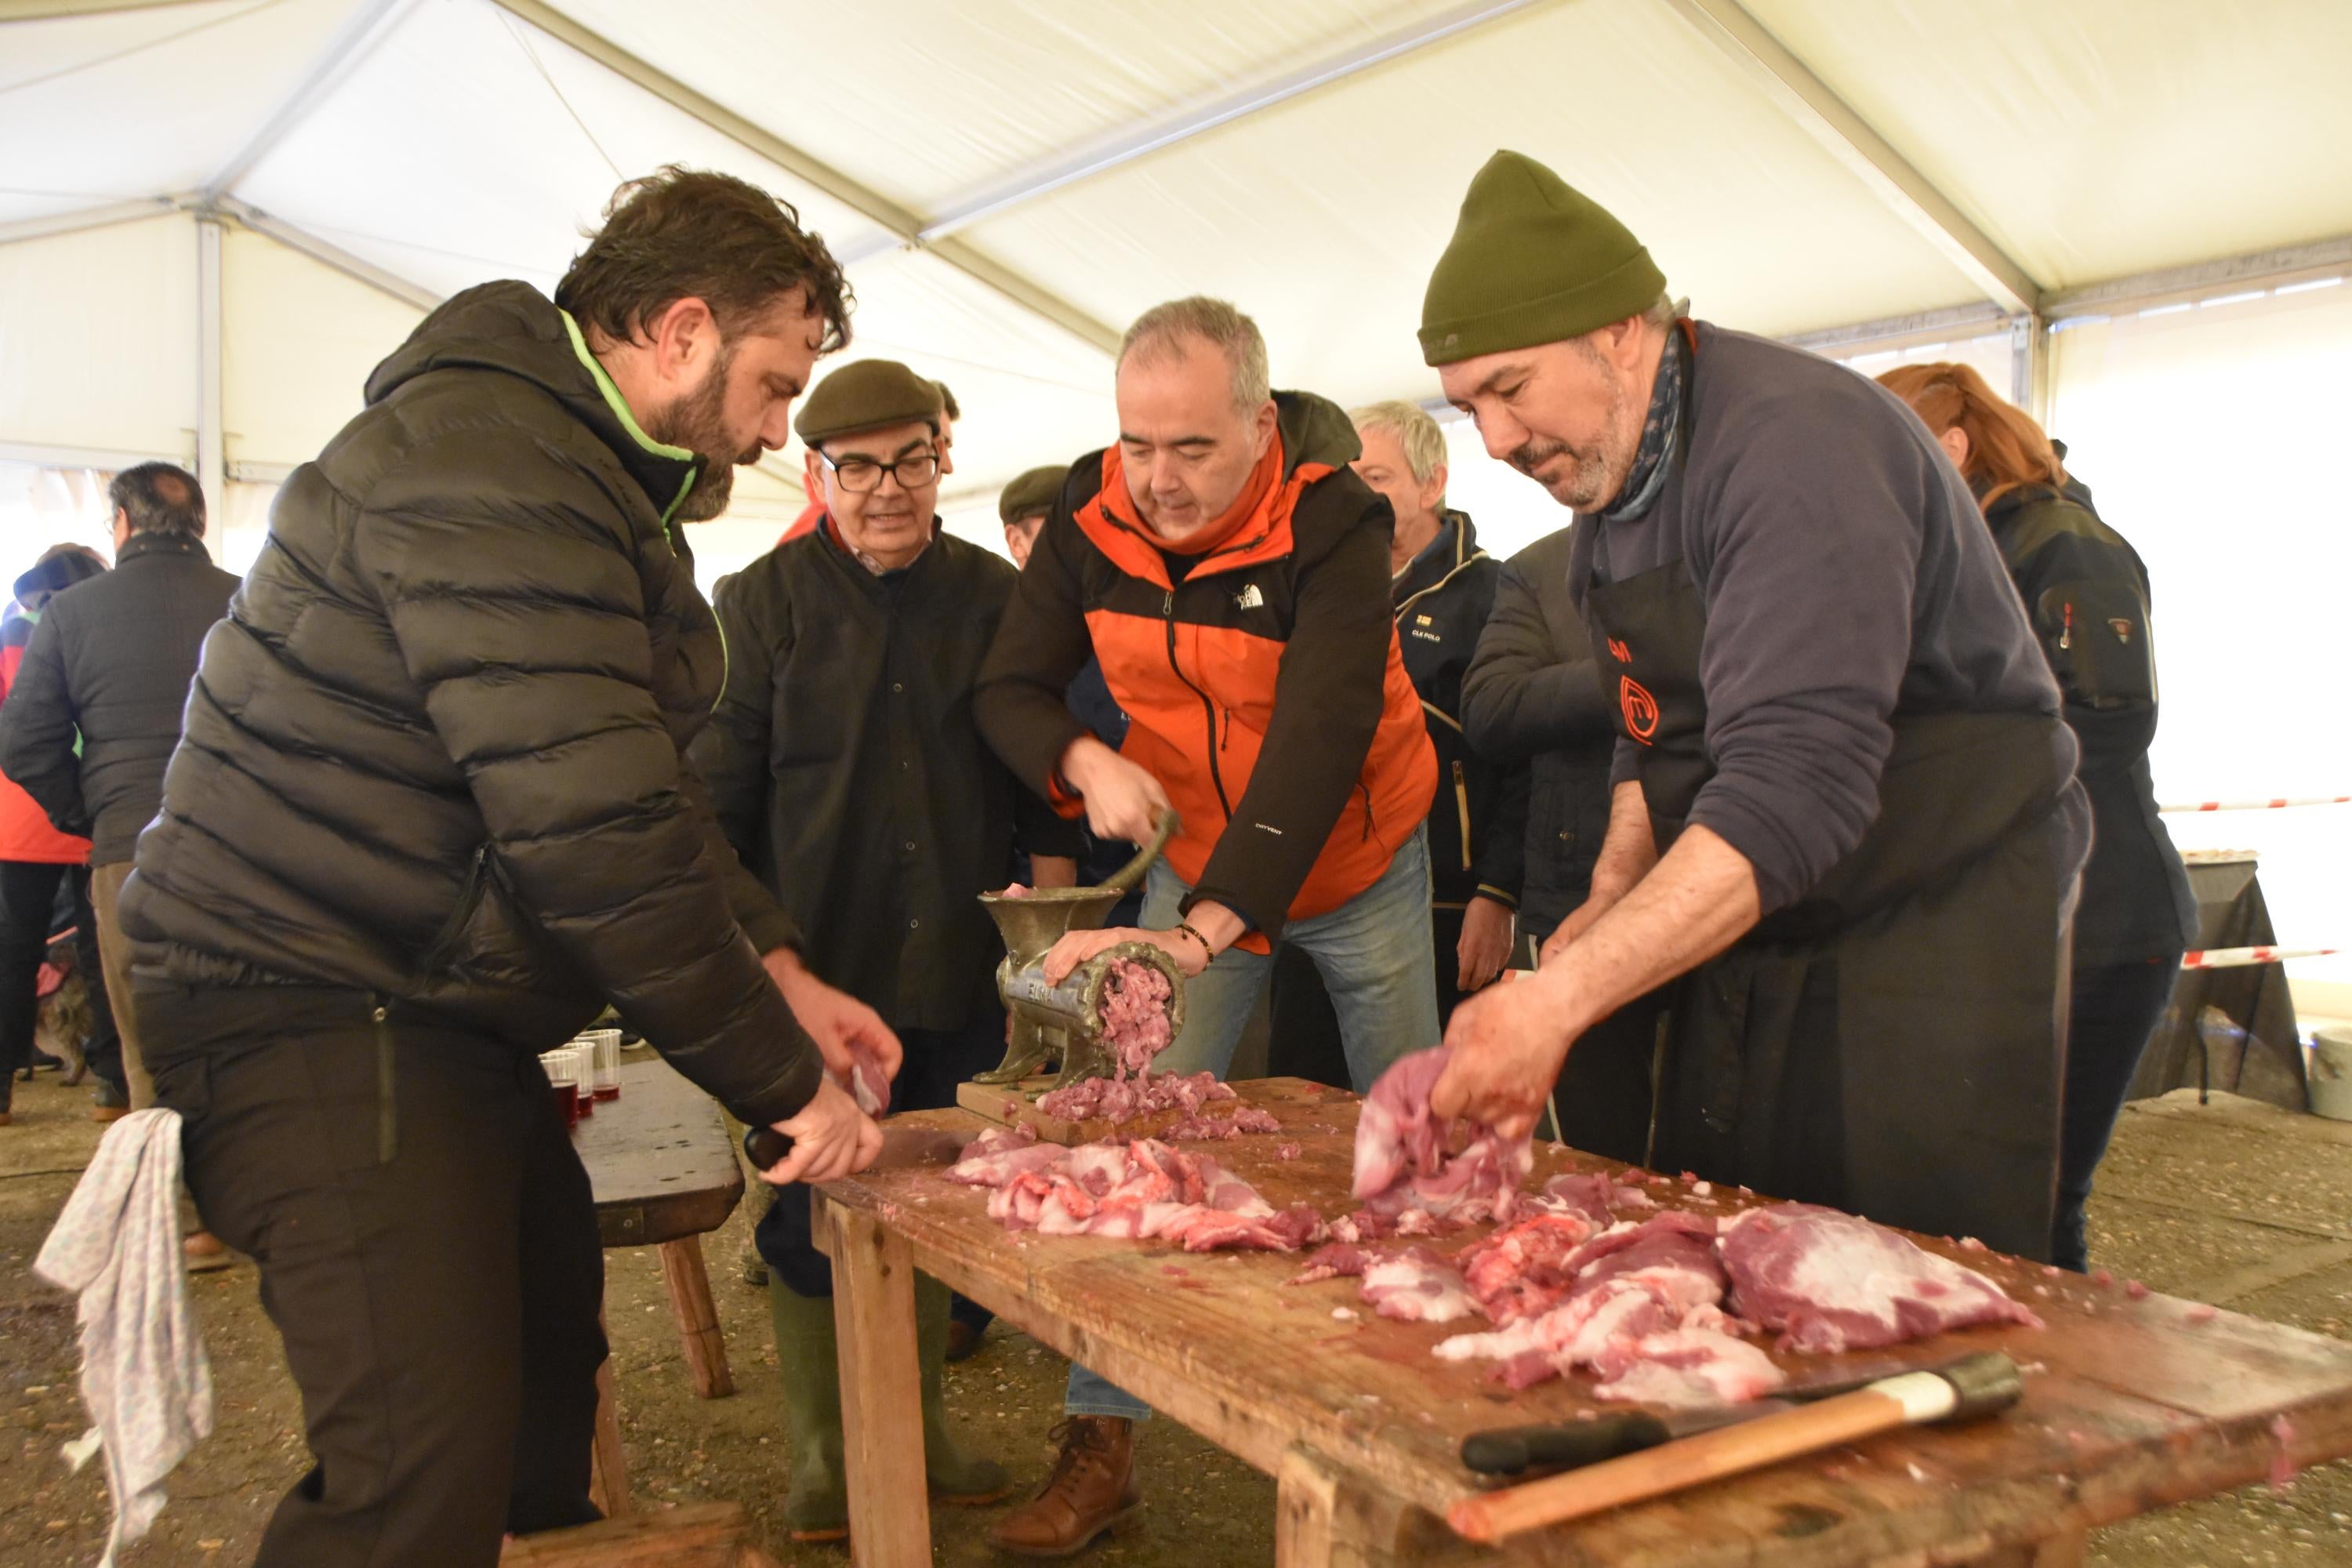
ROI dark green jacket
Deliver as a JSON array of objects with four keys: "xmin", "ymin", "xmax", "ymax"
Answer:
[
  {"xmin": 121, "ymin": 281, "xmax": 824, "ymax": 1127},
  {"xmin": 1984, "ymin": 484, "xmax": 2195, "ymax": 964},
  {"xmin": 692, "ymin": 524, "xmax": 1083, "ymax": 1031},
  {"xmin": 1392, "ymin": 511, "xmax": 1526, "ymax": 913}
]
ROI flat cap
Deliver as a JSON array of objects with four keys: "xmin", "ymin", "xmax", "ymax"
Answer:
[
  {"xmin": 998, "ymin": 464, "xmax": 1069, "ymax": 526},
  {"xmin": 1421, "ymin": 151, "xmax": 1666, "ymax": 365},
  {"xmin": 793, "ymin": 358, "xmax": 945, "ymax": 446}
]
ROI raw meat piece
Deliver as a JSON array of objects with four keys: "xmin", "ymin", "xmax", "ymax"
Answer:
[
  {"xmin": 1324, "ymin": 1210, "xmax": 1395, "ymax": 1245},
  {"xmin": 999, "ymin": 884, "xmax": 1032, "ymax": 897},
  {"xmin": 1457, "ymin": 1213, "xmax": 1599, "ymax": 1324},
  {"xmin": 1036, "ymin": 1069, "xmax": 1236, "ymax": 1123},
  {"xmin": 1163, "ymin": 1105, "xmax": 1283, "ymax": 1141},
  {"xmin": 1720, "ymin": 1203, "xmax": 2043, "ymax": 1354},
  {"xmin": 1529, "ymin": 1172, "xmax": 1620, "ymax": 1225},
  {"xmin": 953, "ymin": 1136, "xmax": 1320, "ymax": 1254},
  {"xmin": 1274, "ymin": 1142, "xmax": 1302, "ymax": 1161},
  {"xmin": 1590, "ymin": 1328, "xmax": 1786, "ymax": 1409},
  {"xmin": 1098, "ymin": 959, "xmax": 1176, "ymax": 1076},
  {"xmin": 1359, "ymin": 1247, "xmax": 1478, "ymax": 1323},
  {"xmin": 845, "ymin": 1043, "xmax": 891, "ymax": 1116},
  {"xmin": 1560, "ymin": 1211, "xmax": 1726, "ymax": 1312},
  {"xmin": 1288, "ymin": 1242, "xmax": 1375, "ymax": 1285},
  {"xmin": 1352, "ymin": 1046, "xmax": 1533, "ymax": 1227}
]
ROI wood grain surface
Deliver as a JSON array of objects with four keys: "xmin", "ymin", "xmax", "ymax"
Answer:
[
  {"xmin": 817, "ymin": 1078, "xmax": 2352, "ymax": 1567},
  {"xmin": 576, "ymin": 1057, "xmax": 746, "ymax": 1249}
]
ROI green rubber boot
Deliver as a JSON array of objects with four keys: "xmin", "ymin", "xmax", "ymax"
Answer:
[
  {"xmin": 916, "ymin": 1276, "xmax": 1013, "ymax": 1505},
  {"xmin": 768, "ymin": 1282, "xmax": 849, "ymax": 1543}
]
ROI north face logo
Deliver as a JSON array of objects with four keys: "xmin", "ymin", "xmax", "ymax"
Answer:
[{"xmin": 1234, "ymin": 584, "xmax": 1264, "ymax": 611}]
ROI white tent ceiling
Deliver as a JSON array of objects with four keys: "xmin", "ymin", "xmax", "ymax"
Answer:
[{"xmin": 5, "ymin": 0, "xmax": 2350, "ymax": 524}]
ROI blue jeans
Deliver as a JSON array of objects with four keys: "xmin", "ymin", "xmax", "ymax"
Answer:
[{"xmin": 1065, "ymin": 828, "xmax": 1440, "ymax": 1420}]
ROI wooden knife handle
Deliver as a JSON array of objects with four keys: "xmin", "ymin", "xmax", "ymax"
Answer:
[{"xmin": 1449, "ymin": 1386, "xmax": 1915, "ymax": 1542}]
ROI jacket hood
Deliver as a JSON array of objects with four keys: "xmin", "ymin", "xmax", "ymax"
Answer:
[
  {"xmin": 365, "ymin": 281, "xmax": 706, "ymax": 524},
  {"xmin": 1273, "ymin": 388, "xmax": 1362, "ymax": 478}
]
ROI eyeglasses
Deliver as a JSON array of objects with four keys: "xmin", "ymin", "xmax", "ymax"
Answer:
[{"xmin": 820, "ymin": 449, "xmax": 941, "ymax": 494}]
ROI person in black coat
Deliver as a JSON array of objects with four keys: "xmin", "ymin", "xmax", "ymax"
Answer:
[
  {"xmin": 0, "ymin": 463, "xmax": 239, "ymax": 1127},
  {"xmin": 116, "ymin": 170, "xmax": 895, "ymax": 1567},
  {"xmin": 1881, "ymin": 362, "xmax": 2195, "ymax": 1273},
  {"xmin": 690, "ymin": 360, "xmax": 1080, "ymax": 1541},
  {"xmin": 1460, "ymin": 524, "xmax": 1659, "ymax": 1163}
]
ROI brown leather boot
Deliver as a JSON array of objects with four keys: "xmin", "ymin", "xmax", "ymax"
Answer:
[{"xmin": 986, "ymin": 1417, "xmax": 1141, "ymax": 1557}]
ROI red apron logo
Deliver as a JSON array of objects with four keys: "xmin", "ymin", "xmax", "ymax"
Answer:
[
  {"xmin": 1620, "ymin": 676, "xmax": 1660, "ymax": 745},
  {"xmin": 1606, "ymin": 637, "xmax": 1632, "ymax": 663}
]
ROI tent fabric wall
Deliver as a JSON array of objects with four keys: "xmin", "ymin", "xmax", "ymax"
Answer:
[
  {"xmin": 0, "ymin": 214, "xmax": 198, "ymax": 460},
  {"xmin": 221, "ymin": 226, "xmax": 426, "ymax": 468}
]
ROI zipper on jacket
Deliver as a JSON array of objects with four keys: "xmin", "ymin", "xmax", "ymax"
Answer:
[
  {"xmin": 1453, "ymin": 759, "xmax": 1473, "ymax": 871},
  {"xmin": 417, "ymin": 845, "xmax": 492, "ymax": 977},
  {"xmin": 1165, "ymin": 588, "xmax": 1234, "ymax": 817}
]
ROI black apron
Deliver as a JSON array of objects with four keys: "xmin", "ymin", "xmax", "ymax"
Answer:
[{"xmin": 1584, "ymin": 337, "xmax": 2075, "ymax": 1261}]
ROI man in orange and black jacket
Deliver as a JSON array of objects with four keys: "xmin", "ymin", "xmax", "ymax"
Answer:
[{"xmin": 973, "ymin": 296, "xmax": 1438, "ymax": 1555}]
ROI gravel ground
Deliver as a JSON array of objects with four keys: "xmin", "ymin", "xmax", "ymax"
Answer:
[{"xmin": 2, "ymin": 1074, "xmax": 2345, "ymax": 1566}]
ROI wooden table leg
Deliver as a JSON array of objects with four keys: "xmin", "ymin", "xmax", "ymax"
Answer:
[
  {"xmin": 1276, "ymin": 1446, "xmax": 1412, "ymax": 1568},
  {"xmin": 821, "ymin": 1195, "xmax": 932, "ymax": 1568},
  {"xmin": 658, "ymin": 1236, "xmax": 734, "ymax": 1399},
  {"xmin": 589, "ymin": 1308, "xmax": 633, "ymax": 1519}
]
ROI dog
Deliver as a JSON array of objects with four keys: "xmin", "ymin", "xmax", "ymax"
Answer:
[{"xmin": 31, "ymin": 933, "xmax": 94, "ymax": 1086}]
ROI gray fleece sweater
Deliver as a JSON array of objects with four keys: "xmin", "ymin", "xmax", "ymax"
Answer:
[{"xmin": 1570, "ymin": 322, "xmax": 2082, "ymax": 914}]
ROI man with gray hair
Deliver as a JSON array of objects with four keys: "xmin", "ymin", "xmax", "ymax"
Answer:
[
  {"xmin": 976, "ymin": 296, "xmax": 1437, "ymax": 1554},
  {"xmin": 1, "ymin": 463, "xmax": 240, "ymax": 1136}
]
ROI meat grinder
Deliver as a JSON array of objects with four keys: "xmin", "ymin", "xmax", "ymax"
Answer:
[{"xmin": 975, "ymin": 813, "xmax": 1186, "ymax": 1093}]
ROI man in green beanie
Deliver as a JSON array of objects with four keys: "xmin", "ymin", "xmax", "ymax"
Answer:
[
  {"xmin": 1425, "ymin": 151, "xmax": 2089, "ymax": 1263},
  {"xmin": 689, "ymin": 358, "xmax": 1083, "ymax": 1541}
]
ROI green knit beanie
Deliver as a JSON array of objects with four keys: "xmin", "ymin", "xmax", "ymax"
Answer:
[{"xmin": 1420, "ymin": 151, "xmax": 1667, "ymax": 366}]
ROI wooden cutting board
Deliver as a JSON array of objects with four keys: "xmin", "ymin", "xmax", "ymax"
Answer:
[{"xmin": 954, "ymin": 1074, "xmax": 1353, "ymax": 1146}]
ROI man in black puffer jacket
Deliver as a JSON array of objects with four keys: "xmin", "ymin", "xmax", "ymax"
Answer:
[{"xmin": 120, "ymin": 169, "xmax": 892, "ymax": 1568}]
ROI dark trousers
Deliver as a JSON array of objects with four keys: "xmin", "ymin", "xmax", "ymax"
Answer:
[
  {"xmin": 0, "ymin": 858, "xmax": 121, "ymax": 1107},
  {"xmin": 758, "ymin": 1014, "xmax": 1004, "ymax": 1301},
  {"xmin": 2055, "ymin": 955, "xmax": 2182, "ymax": 1272},
  {"xmin": 146, "ymin": 989, "xmax": 604, "ymax": 1567}
]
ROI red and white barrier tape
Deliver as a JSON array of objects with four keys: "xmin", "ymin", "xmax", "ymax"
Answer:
[
  {"xmin": 2161, "ymin": 795, "xmax": 2350, "ymax": 814},
  {"xmin": 2180, "ymin": 946, "xmax": 2340, "ymax": 971}
]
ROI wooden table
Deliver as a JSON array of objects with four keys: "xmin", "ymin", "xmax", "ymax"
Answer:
[
  {"xmin": 813, "ymin": 1077, "xmax": 2352, "ymax": 1567},
  {"xmin": 575, "ymin": 1054, "xmax": 748, "ymax": 1514}
]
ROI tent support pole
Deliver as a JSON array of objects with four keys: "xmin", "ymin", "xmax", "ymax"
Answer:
[
  {"xmin": 195, "ymin": 212, "xmax": 226, "ymax": 517},
  {"xmin": 2011, "ymin": 313, "xmax": 2051, "ymax": 426},
  {"xmin": 201, "ymin": 0, "xmax": 416, "ymax": 201},
  {"xmin": 1655, "ymin": 0, "xmax": 2041, "ymax": 316}
]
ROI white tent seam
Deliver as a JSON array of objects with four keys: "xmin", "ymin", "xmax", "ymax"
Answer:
[{"xmin": 201, "ymin": 0, "xmax": 416, "ymax": 202}]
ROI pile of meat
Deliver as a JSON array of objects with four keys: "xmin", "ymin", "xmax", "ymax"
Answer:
[
  {"xmin": 1348, "ymin": 1046, "xmax": 1531, "ymax": 1228},
  {"xmin": 947, "ymin": 1125, "xmax": 1321, "ymax": 1252},
  {"xmin": 1033, "ymin": 957, "xmax": 1279, "ymax": 1139}
]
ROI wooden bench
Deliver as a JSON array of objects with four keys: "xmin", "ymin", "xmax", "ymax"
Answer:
[{"xmin": 815, "ymin": 1076, "xmax": 2352, "ymax": 1566}]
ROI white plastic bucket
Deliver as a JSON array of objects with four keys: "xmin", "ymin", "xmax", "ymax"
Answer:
[{"xmin": 2311, "ymin": 1027, "xmax": 2352, "ymax": 1122}]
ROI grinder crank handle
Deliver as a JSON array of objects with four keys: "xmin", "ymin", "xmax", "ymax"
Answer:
[{"xmin": 1100, "ymin": 810, "xmax": 1180, "ymax": 896}]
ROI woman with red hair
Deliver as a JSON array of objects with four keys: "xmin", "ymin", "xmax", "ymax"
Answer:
[{"xmin": 1879, "ymin": 361, "xmax": 2194, "ymax": 1273}]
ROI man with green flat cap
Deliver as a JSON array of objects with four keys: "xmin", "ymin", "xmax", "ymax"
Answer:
[
  {"xmin": 1426, "ymin": 151, "xmax": 2089, "ymax": 1261},
  {"xmin": 690, "ymin": 358, "xmax": 1082, "ymax": 1541}
]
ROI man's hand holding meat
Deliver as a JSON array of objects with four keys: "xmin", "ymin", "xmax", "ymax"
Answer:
[
  {"xmin": 756, "ymin": 1075, "xmax": 887, "ymax": 1186},
  {"xmin": 761, "ymin": 945, "xmax": 902, "ymax": 1085}
]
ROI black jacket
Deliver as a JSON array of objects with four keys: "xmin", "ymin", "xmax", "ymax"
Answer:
[
  {"xmin": 120, "ymin": 281, "xmax": 823, "ymax": 1127},
  {"xmin": 690, "ymin": 525, "xmax": 1083, "ymax": 1032},
  {"xmin": 0, "ymin": 532, "xmax": 240, "ymax": 866},
  {"xmin": 1392, "ymin": 511, "xmax": 1526, "ymax": 911},
  {"xmin": 1461, "ymin": 526, "xmax": 1617, "ymax": 942},
  {"xmin": 1983, "ymin": 484, "xmax": 2196, "ymax": 964}
]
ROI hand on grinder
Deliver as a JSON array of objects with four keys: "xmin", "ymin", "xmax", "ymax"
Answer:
[
  {"xmin": 1042, "ymin": 899, "xmax": 1243, "ymax": 985},
  {"xmin": 1059, "ymin": 735, "xmax": 1171, "ymax": 845},
  {"xmin": 753, "ymin": 1076, "xmax": 882, "ymax": 1185}
]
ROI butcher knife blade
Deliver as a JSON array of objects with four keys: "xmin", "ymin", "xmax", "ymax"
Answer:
[
  {"xmin": 1449, "ymin": 1352, "xmax": 2022, "ymax": 1543},
  {"xmin": 1460, "ymin": 1356, "xmax": 1965, "ymax": 1479},
  {"xmin": 742, "ymin": 1123, "xmax": 965, "ymax": 1175}
]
